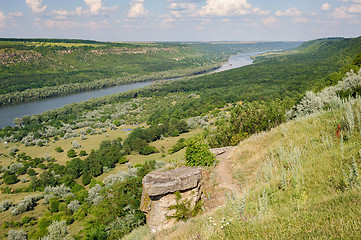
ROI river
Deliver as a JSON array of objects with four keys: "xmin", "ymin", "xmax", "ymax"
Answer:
[{"xmin": 0, "ymin": 51, "xmax": 258, "ymax": 128}]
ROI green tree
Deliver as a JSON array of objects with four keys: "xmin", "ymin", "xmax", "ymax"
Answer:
[
  {"xmin": 185, "ymin": 137, "xmax": 215, "ymax": 167},
  {"xmin": 67, "ymin": 149, "xmax": 77, "ymax": 158}
]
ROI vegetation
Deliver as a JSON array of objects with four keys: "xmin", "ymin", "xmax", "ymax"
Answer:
[
  {"xmin": 185, "ymin": 137, "xmax": 215, "ymax": 167},
  {"xmin": 152, "ymin": 84, "xmax": 361, "ymax": 240},
  {"xmin": 1, "ymin": 36, "xmax": 361, "ymax": 239},
  {"xmin": 0, "ymin": 39, "xmax": 300, "ymax": 106}
]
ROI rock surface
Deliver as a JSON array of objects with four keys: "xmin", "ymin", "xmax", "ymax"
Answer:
[
  {"xmin": 140, "ymin": 167, "xmax": 203, "ymax": 232},
  {"xmin": 209, "ymin": 146, "xmax": 234, "ymax": 157}
]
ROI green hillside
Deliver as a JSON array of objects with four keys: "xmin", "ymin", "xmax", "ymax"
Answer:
[
  {"xmin": 0, "ymin": 39, "xmax": 299, "ymax": 106},
  {"xmin": 0, "ymin": 36, "xmax": 361, "ymax": 239},
  {"xmin": 152, "ymin": 93, "xmax": 361, "ymax": 240}
]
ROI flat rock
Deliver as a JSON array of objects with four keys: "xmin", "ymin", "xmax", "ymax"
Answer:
[{"xmin": 142, "ymin": 166, "xmax": 202, "ymax": 197}]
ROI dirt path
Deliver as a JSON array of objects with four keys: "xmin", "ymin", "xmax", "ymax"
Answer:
[{"xmin": 204, "ymin": 146, "xmax": 241, "ymax": 210}]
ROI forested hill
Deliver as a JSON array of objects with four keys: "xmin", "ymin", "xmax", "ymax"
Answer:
[{"xmin": 0, "ymin": 39, "xmax": 300, "ymax": 106}]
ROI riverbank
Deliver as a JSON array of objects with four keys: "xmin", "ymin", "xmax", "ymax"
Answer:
[{"xmin": 0, "ymin": 51, "xmax": 259, "ymax": 128}]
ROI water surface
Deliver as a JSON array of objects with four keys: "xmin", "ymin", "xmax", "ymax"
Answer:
[{"xmin": 0, "ymin": 51, "xmax": 259, "ymax": 128}]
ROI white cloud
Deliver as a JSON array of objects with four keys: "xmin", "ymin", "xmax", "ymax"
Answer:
[
  {"xmin": 198, "ymin": 0, "xmax": 252, "ymax": 17},
  {"xmin": 263, "ymin": 16, "xmax": 278, "ymax": 26},
  {"xmin": 168, "ymin": 2, "xmax": 197, "ymax": 17},
  {"xmin": 45, "ymin": 19, "xmax": 80, "ymax": 29},
  {"xmin": 49, "ymin": 7, "xmax": 83, "ymax": 19},
  {"xmin": 0, "ymin": 12, "xmax": 6, "ymax": 28},
  {"xmin": 128, "ymin": 0, "xmax": 149, "ymax": 18},
  {"xmin": 275, "ymin": 7, "xmax": 301, "ymax": 17},
  {"xmin": 321, "ymin": 3, "xmax": 331, "ymax": 11},
  {"xmin": 160, "ymin": 18, "xmax": 175, "ymax": 28},
  {"xmin": 8, "ymin": 12, "xmax": 24, "ymax": 18},
  {"xmin": 253, "ymin": 8, "xmax": 269, "ymax": 16},
  {"xmin": 331, "ymin": 6, "xmax": 353, "ymax": 18},
  {"xmin": 85, "ymin": 20, "xmax": 111, "ymax": 30},
  {"xmin": 25, "ymin": 0, "xmax": 47, "ymax": 13},
  {"xmin": 84, "ymin": 0, "xmax": 103, "ymax": 15},
  {"xmin": 292, "ymin": 17, "xmax": 309, "ymax": 23},
  {"xmin": 340, "ymin": 0, "xmax": 361, "ymax": 2},
  {"xmin": 348, "ymin": 4, "xmax": 361, "ymax": 13}
]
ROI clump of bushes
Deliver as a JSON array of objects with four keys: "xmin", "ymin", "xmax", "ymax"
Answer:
[
  {"xmin": 11, "ymin": 195, "xmax": 42, "ymax": 216},
  {"xmin": 0, "ymin": 200, "xmax": 12, "ymax": 212},
  {"xmin": 185, "ymin": 137, "xmax": 215, "ymax": 167}
]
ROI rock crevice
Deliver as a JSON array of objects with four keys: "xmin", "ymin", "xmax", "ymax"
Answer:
[{"xmin": 140, "ymin": 167, "xmax": 203, "ymax": 232}]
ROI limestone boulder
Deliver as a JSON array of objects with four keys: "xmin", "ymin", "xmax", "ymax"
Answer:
[{"xmin": 140, "ymin": 167, "xmax": 203, "ymax": 232}]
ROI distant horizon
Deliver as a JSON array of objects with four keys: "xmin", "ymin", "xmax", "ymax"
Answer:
[
  {"xmin": 2, "ymin": 36, "xmax": 355, "ymax": 43},
  {"xmin": 1, "ymin": 1, "xmax": 361, "ymax": 42}
]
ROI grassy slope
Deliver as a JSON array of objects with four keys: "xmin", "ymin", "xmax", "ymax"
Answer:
[{"xmin": 149, "ymin": 104, "xmax": 361, "ymax": 239}]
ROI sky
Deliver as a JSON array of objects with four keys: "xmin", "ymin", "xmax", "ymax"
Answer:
[{"xmin": 0, "ymin": 0, "xmax": 360, "ymax": 42}]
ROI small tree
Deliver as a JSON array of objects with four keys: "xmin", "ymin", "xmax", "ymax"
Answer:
[
  {"xmin": 67, "ymin": 150, "xmax": 77, "ymax": 158},
  {"xmin": 82, "ymin": 173, "xmax": 92, "ymax": 186},
  {"xmin": 55, "ymin": 147, "xmax": 64, "ymax": 153},
  {"xmin": 42, "ymin": 220, "xmax": 73, "ymax": 240},
  {"xmin": 27, "ymin": 169, "xmax": 36, "ymax": 176},
  {"xmin": 79, "ymin": 150, "xmax": 87, "ymax": 156},
  {"xmin": 185, "ymin": 137, "xmax": 215, "ymax": 167},
  {"xmin": 72, "ymin": 141, "xmax": 81, "ymax": 149},
  {"xmin": 7, "ymin": 229, "xmax": 28, "ymax": 240}
]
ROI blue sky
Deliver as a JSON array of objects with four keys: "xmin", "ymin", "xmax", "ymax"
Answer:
[{"xmin": 0, "ymin": 0, "xmax": 360, "ymax": 41}]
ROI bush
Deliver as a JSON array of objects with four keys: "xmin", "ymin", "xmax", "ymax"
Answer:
[
  {"xmin": 12, "ymin": 195, "xmax": 42, "ymax": 216},
  {"xmin": 168, "ymin": 138, "xmax": 186, "ymax": 154},
  {"xmin": 7, "ymin": 229, "xmax": 28, "ymax": 240},
  {"xmin": 185, "ymin": 138, "xmax": 215, "ymax": 167},
  {"xmin": 21, "ymin": 216, "xmax": 31, "ymax": 225},
  {"xmin": 72, "ymin": 140, "xmax": 81, "ymax": 149},
  {"xmin": 55, "ymin": 147, "xmax": 64, "ymax": 153},
  {"xmin": 42, "ymin": 220, "xmax": 73, "ymax": 240},
  {"xmin": 67, "ymin": 200, "xmax": 80, "ymax": 213},
  {"xmin": 27, "ymin": 168, "xmax": 36, "ymax": 176},
  {"xmin": 0, "ymin": 200, "xmax": 12, "ymax": 212},
  {"xmin": 139, "ymin": 145, "xmax": 157, "ymax": 155},
  {"xmin": 82, "ymin": 173, "xmax": 92, "ymax": 186},
  {"xmin": 67, "ymin": 150, "xmax": 77, "ymax": 158},
  {"xmin": 4, "ymin": 174, "xmax": 19, "ymax": 185},
  {"xmin": 49, "ymin": 197, "xmax": 60, "ymax": 213},
  {"xmin": 79, "ymin": 150, "xmax": 87, "ymax": 156}
]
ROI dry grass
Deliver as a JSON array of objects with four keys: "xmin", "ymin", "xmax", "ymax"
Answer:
[{"xmin": 150, "ymin": 109, "xmax": 361, "ymax": 239}]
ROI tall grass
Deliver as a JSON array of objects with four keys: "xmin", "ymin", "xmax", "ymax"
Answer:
[{"xmin": 150, "ymin": 95, "xmax": 361, "ymax": 239}]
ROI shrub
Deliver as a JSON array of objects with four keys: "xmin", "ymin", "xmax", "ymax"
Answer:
[
  {"xmin": 168, "ymin": 138, "xmax": 186, "ymax": 154},
  {"xmin": 67, "ymin": 200, "xmax": 80, "ymax": 213},
  {"xmin": 139, "ymin": 145, "xmax": 157, "ymax": 155},
  {"xmin": 86, "ymin": 184, "xmax": 103, "ymax": 206},
  {"xmin": 0, "ymin": 200, "xmax": 12, "ymax": 212},
  {"xmin": 185, "ymin": 138, "xmax": 215, "ymax": 167},
  {"xmin": 49, "ymin": 197, "xmax": 60, "ymax": 213},
  {"xmin": 12, "ymin": 195, "xmax": 42, "ymax": 216},
  {"xmin": 72, "ymin": 140, "xmax": 81, "ymax": 149},
  {"xmin": 82, "ymin": 173, "xmax": 92, "ymax": 186},
  {"xmin": 21, "ymin": 216, "xmax": 31, "ymax": 225},
  {"xmin": 67, "ymin": 150, "xmax": 77, "ymax": 158},
  {"xmin": 4, "ymin": 174, "xmax": 19, "ymax": 185},
  {"xmin": 79, "ymin": 150, "xmax": 87, "ymax": 156},
  {"xmin": 44, "ymin": 184, "xmax": 73, "ymax": 199},
  {"xmin": 27, "ymin": 168, "xmax": 36, "ymax": 176},
  {"xmin": 55, "ymin": 147, "xmax": 64, "ymax": 153},
  {"xmin": 7, "ymin": 229, "xmax": 28, "ymax": 240},
  {"xmin": 9, "ymin": 163, "xmax": 24, "ymax": 173},
  {"xmin": 41, "ymin": 220, "xmax": 73, "ymax": 240},
  {"xmin": 167, "ymin": 191, "xmax": 202, "ymax": 221}
]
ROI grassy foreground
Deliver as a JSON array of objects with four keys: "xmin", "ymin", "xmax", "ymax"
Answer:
[{"xmin": 129, "ymin": 99, "xmax": 361, "ymax": 239}]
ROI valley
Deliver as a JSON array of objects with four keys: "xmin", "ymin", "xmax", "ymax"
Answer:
[{"xmin": 0, "ymin": 36, "xmax": 361, "ymax": 239}]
